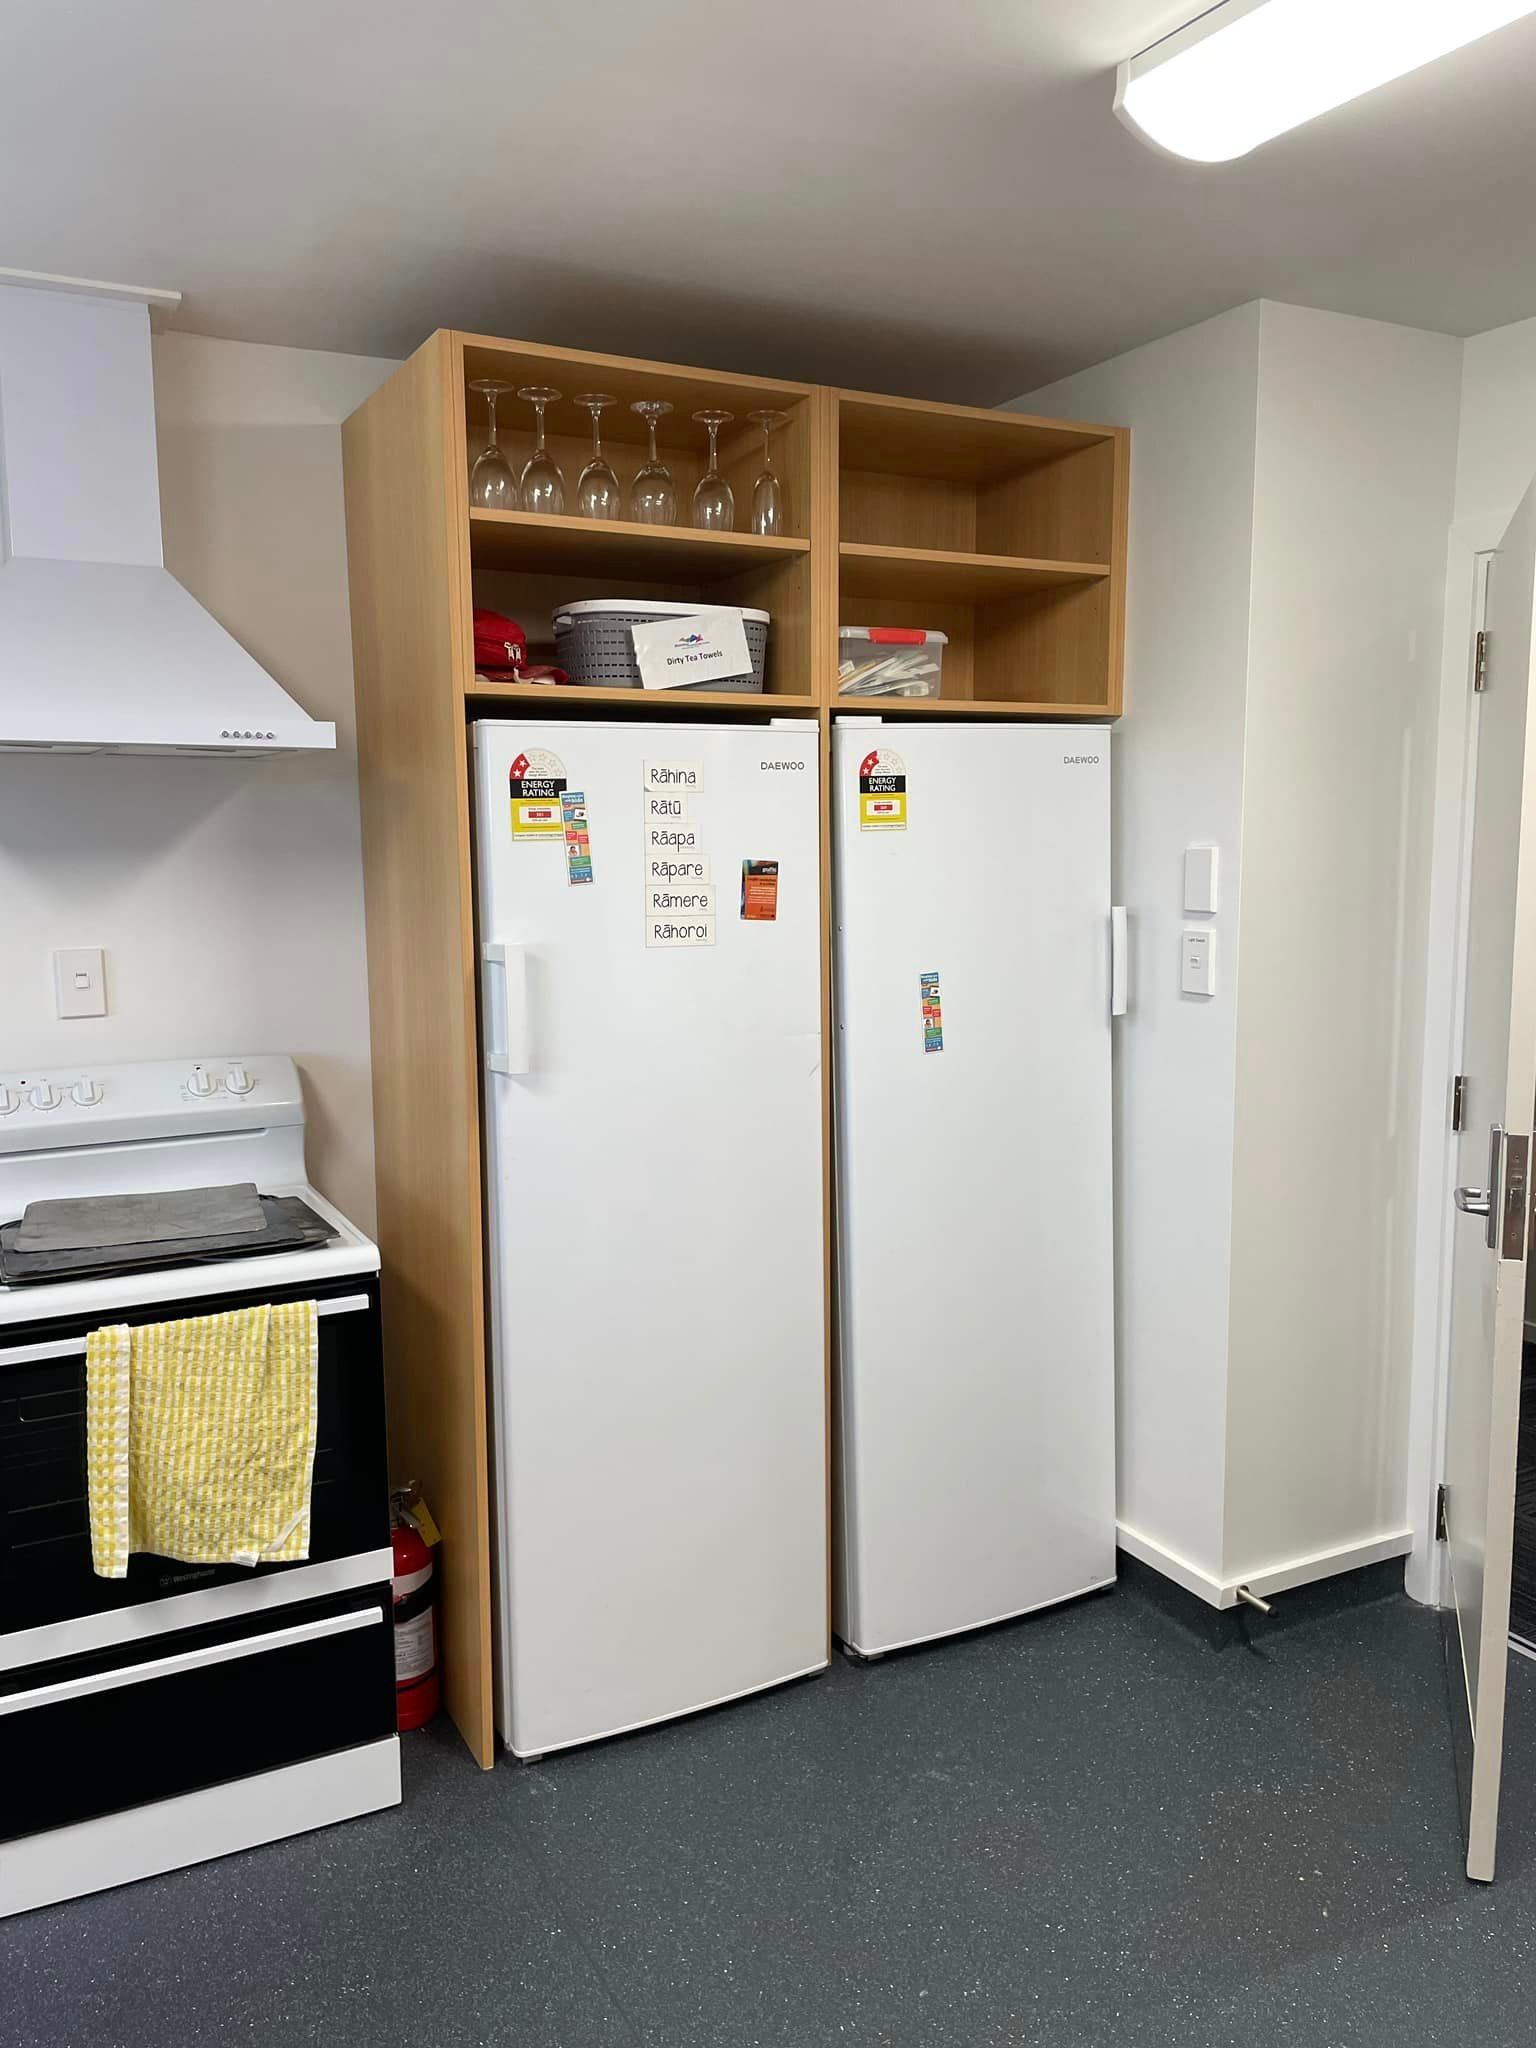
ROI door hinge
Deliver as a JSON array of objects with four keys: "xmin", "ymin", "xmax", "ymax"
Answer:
[
  {"xmin": 1436, "ymin": 1483, "xmax": 1448, "ymax": 1543},
  {"xmin": 1452, "ymin": 1074, "xmax": 1468, "ymax": 1132},
  {"xmin": 1475, "ymin": 629, "xmax": 1489, "ymax": 691}
]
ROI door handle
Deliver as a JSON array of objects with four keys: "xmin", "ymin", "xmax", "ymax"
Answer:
[
  {"xmin": 482, "ymin": 942, "xmax": 530, "ymax": 1076},
  {"xmin": 1110, "ymin": 906, "xmax": 1129, "ymax": 1018},
  {"xmin": 1454, "ymin": 1124, "xmax": 1503, "ymax": 1250}
]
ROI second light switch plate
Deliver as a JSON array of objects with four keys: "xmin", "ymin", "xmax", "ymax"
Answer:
[{"xmin": 1181, "ymin": 929, "xmax": 1216, "ymax": 997}]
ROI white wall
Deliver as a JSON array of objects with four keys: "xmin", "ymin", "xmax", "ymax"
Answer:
[
  {"xmin": 0, "ymin": 332, "xmax": 395, "ymax": 1230},
  {"xmin": 1224, "ymin": 305, "xmax": 1462, "ymax": 1584},
  {"xmin": 1018, "ymin": 301, "xmax": 1463, "ymax": 1603},
  {"xmin": 1455, "ymin": 315, "xmax": 1536, "ymax": 530},
  {"xmin": 1016, "ymin": 304, "xmax": 1261, "ymax": 1588}
]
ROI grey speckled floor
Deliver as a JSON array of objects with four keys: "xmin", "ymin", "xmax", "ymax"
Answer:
[{"xmin": 8, "ymin": 1565, "xmax": 1536, "ymax": 2048}]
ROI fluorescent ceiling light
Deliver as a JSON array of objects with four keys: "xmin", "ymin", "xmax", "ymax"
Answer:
[{"xmin": 1115, "ymin": 0, "xmax": 1536, "ymax": 162}]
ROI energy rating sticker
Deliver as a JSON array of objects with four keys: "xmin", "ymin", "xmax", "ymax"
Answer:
[
  {"xmin": 741, "ymin": 859, "xmax": 780, "ymax": 922},
  {"xmin": 510, "ymin": 747, "xmax": 567, "ymax": 843},
  {"xmin": 859, "ymin": 747, "xmax": 907, "ymax": 832},
  {"xmin": 562, "ymin": 790, "xmax": 593, "ymax": 886},
  {"xmin": 920, "ymin": 970, "xmax": 944, "ymax": 1054}
]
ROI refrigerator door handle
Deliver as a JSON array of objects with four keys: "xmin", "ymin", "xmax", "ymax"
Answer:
[
  {"xmin": 482, "ymin": 942, "xmax": 531, "ymax": 1075},
  {"xmin": 1110, "ymin": 907, "xmax": 1129, "ymax": 1018}
]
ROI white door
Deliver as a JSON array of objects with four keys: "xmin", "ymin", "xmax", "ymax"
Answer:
[
  {"xmin": 473, "ymin": 719, "xmax": 827, "ymax": 1758},
  {"xmin": 831, "ymin": 721, "xmax": 1117, "ymax": 1656},
  {"xmin": 1444, "ymin": 477, "xmax": 1536, "ymax": 1882}
]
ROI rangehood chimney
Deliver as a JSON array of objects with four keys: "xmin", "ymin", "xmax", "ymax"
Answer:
[{"xmin": 0, "ymin": 269, "xmax": 334, "ymax": 755}]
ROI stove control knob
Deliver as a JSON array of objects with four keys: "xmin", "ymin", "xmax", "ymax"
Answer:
[
  {"xmin": 30, "ymin": 1081, "xmax": 62, "ymax": 1111},
  {"xmin": 224, "ymin": 1063, "xmax": 254, "ymax": 1096},
  {"xmin": 186, "ymin": 1067, "xmax": 216, "ymax": 1099},
  {"xmin": 72, "ymin": 1077, "xmax": 103, "ymax": 1107},
  {"xmin": 0, "ymin": 1085, "xmax": 17, "ymax": 1115}
]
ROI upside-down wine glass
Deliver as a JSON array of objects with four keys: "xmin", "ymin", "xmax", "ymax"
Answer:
[
  {"xmin": 516, "ymin": 386, "xmax": 565, "ymax": 514},
  {"xmin": 467, "ymin": 380, "xmax": 516, "ymax": 509},
  {"xmin": 747, "ymin": 409, "xmax": 789, "ymax": 536},
  {"xmin": 628, "ymin": 400, "xmax": 676, "ymax": 525},
  {"xmin": 574, "ymin": 394, "xmax": 623, "ymax": 520},
  {"xmin": 690, "ymin": 410, "xmax": 735, "ymax": 530}
]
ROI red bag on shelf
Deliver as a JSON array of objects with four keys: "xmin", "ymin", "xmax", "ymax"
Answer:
[{"xmin": 472, "ymin": 608, "xmax": 568, "ymax": 685}]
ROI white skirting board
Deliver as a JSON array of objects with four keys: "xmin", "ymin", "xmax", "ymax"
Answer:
[
  {"xmin": 0, "ymin": 1737, "xmax": 401, "ymax": 1919},
  {"xmin": 1117, "ymin": 1522, "xmax": 1414, "ymax": 1610}
]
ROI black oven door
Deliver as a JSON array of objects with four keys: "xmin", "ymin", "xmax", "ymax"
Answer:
[{"xmin": 0, "ymin": 1277, "xmax": 386, "ymax": 1639}]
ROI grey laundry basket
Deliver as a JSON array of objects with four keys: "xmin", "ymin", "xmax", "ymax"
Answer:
[{"xmin": 553, "ymin": 600, "xmax": 769, "ymax": 692}]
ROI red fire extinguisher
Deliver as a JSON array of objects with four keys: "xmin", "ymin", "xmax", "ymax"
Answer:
[{"xmin": 391, "ymin": 1489, "xmax": 440, "ymax": 1731}]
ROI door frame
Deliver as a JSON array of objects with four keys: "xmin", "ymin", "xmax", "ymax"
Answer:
[{"xmin": 1407, "ymin": 524, "xmax": 1501, "ymax": 1608}]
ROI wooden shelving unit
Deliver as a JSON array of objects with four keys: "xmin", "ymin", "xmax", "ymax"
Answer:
[
  {"xmin": 832, "ymin": 388, "xmax": 1127, "ymax": 715},
  {"xmin": 341, "ymin": 328, "xmax": 1128, "ymax": 1766}
]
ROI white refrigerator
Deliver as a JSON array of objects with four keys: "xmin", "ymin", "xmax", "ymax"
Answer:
[
  {"xmin": 473, "ymin": 719, "xmax": 827, "ymax": 1759},
  {"xmin": 831, "ymin": 720, "xmax": 1117, "ymax": 1657}
]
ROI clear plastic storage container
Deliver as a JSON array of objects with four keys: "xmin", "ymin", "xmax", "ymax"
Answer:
[{"xmin": 837, "ymin": 627, "xmax": 947, "ymax": 699}]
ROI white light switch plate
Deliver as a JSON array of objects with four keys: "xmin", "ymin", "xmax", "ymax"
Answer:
[
  {"xmin": 1181, "ymin": 929, "xmax": 1215, "ymax": 997},
  {"xmin": 53, "ymin": 947, "xmax": 107, "ymax": 1019},
  {"xmin": 1184, "ymin": 844, "xmax": 1219, "ymax": 915}
]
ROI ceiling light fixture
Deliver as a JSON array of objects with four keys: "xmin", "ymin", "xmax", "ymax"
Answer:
[{"xmin": 1115, "ymin": 0, "xmax": 1536, "ymax": 162}]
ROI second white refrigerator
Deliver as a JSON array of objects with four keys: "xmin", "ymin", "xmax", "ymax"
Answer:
[
  {"xmin": 474, "ymin": 718, "xmax": 827, "ymax": 1759},
  {"xmin": 831, "ymin": 720, "xmax": 1117, "ymax": 1657}
]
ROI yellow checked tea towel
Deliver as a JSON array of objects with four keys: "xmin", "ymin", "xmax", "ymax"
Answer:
[{"xmin": 85, "ymin": 1302, "xmax": 320, "ymax": 1580}]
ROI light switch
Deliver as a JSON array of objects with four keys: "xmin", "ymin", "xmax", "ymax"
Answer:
[
  {"xmin": 1184, "ymin": 845, "xmax": 1219, "ymax": 915},
  {"xmin": 53, "ymin": 947, "xmax": 107, "ymax": 1019},
  {"xmin": 1181, "ymin": 929, "xmax": 1216, "ymax": 997}
]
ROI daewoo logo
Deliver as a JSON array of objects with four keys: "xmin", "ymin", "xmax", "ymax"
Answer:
[{"xmin": 1063, "ymin": 754, "xmax": 1100, "ymax": 765}]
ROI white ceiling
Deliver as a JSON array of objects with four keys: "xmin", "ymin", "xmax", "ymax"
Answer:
[{"xmin": 5, "ymin": 1, "xmax": 1536, "ymax": 402}]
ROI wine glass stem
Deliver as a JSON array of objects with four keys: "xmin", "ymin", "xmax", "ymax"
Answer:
[
  {"xmin": 648, "ymin": 419, "xmax": 659, "ymax": 465},
  {"xmin": 762, "ymin": 423, "xmax": 772, "ymax": 471},
  {"xmin": 708, "ymin": 423, "xmax": 721, "ymax": 475},
  {"xmin": 487, "ymin": 393, "xmax": 500, "ymax": 451},
  {"xmin": 533, "ymin": 403, "xmax": 547, "ymax": 455},
  {"xmin": 591, "ymin": 411, "xmax": 604, "ymax": 462}
]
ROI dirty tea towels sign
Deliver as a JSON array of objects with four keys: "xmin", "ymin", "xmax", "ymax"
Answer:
[{"xmin": 631, "ymin": 609, "xmax": 752, "ymax": 692}]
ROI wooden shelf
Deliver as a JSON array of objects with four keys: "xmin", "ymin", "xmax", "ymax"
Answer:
[
  {"xmin": 828, "ymin": 696, "xmax": 1115, "ymax": 720},
  {"xmin": 470, "ymin": 509, "xmax": 809, "ymax": 581},
  {"xmin": 466, "ymin": 679, "xmax": 815, "ymax": 714},
  {"xmin": 837, "ymin": 388, "xmax": 1115, "ymax": 485},
  {"xmin": 839, "ymin": 542, "xmax": 1109, "ymax": 605}
]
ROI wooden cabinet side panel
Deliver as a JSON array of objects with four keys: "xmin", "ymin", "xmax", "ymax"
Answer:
[{"xmin": 342, "ymin": 335, "xmax": 494, "ymax": 1767}]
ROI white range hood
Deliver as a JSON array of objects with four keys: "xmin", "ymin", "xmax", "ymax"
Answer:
[{"xmin": 0, "ymin": 270, "xmax": 334, "ymax": 756}]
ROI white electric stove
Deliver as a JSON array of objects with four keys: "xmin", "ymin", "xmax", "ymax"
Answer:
[{"xmin": 0, "ymin": 1056, "xmax": 399, "ymax": 1919}]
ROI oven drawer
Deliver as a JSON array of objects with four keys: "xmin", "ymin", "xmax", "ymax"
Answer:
[
  {"xmin": 0, "ymin": 1589, "xmax": 395, "ymax": 1843},
  {"xmin": 0, "ymin": 1283, "xmax": 386, "ymax": 1634}
]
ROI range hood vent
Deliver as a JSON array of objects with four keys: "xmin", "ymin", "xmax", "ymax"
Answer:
[{"xmin": 0, "ymin": 270, "xmax": 334, "ymax": 756}]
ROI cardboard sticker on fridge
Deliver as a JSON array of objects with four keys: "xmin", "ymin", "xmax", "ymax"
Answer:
[
  {"xmin": 741, "ymin": 859, "xmax": 779, "ymax": 922},
  {"xmin": 643, "ymin": 790, "xmax": 690, "ymax": 825},
  {"xmin": 562, "ymin": 790, "xmax": 594, "ymax": 886},
  {"xmin": 647, "ymin": 884, "xmax": 716, "ymax": 918},
  {"xmin": 858, "ymin": 748, "xmax": 907, "ymax": 832},
  {"xmin": 509, "ymin": 748, "xmax": 567, "ymax": 843},
  {"xmin": 644, "ymin": 760, "xmax": 704, "ymax": 792},
  {"xmin": 647, "ymin": 914, "xmax": 715, "ymax": 948},
  {"xmin": 646, "ymin": 824, "xmax": 701, "ymax": 854},
  {"xmin": 920, "ymin": 970, "xmax": 944, "ymax": 1053},
  {"xmin": 647, "ymin": 854, "xmax": 710, "ymax": 885}
]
